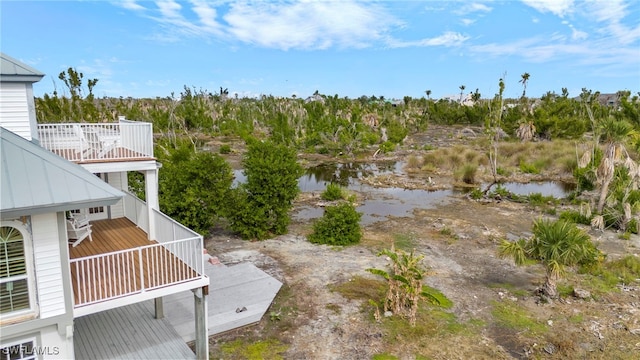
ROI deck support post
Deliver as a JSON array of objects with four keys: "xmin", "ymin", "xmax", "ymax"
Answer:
[
  {"xmin": 154, "ymin": 297, "xmax": 164, "ymax": 319},
  {"xmin": 194, "ymin": 287, "xmax": 209, "ymax": 360},
  {"xmin": 144, "ymin": 167, "xmax": 159, "ymax": 241}
]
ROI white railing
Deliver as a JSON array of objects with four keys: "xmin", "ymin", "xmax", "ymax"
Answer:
[
  {"xmin": 70, "ymin": 237, "xmax": 203, "ymax": 307},
  {"xmin": 153, "ymin": 208, "xmax": 204, "ymax": 274},
  {"xmin": 71, "ymin": 191, "xmax": 205, "ymax": 307},
  {"xmin": 123, "ymin": 191, "xmax": 149, "ymax": 233},
  {"xmin": 37, "ymin": 121, "xmax": 153, "ymax": 162}
]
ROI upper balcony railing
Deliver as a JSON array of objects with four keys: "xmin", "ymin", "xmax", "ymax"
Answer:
[{"xmin": 37, "ymin": 120, "xmax": 154, "ymax": 163}]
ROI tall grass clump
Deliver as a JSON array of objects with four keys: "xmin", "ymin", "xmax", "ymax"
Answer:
[{"xmin": 455, "ymin": 163, "xmax": 478, "ymax": 184}]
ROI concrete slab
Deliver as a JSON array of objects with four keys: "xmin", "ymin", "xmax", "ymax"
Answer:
[{"xmin": 163, "ymin": 262, "xmax": 283, "ymax": 341}]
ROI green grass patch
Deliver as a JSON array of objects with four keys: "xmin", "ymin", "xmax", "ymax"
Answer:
[
  {"xmin": 559, "ymin": 209, "xmax": 592, "ymax": 225},
  {"xmin": 393, "ymin": 233, "xmax": 417, "ymax": 252},
  {"xmin": 519, "ymin": 160, "xmax": 541, "ymax": 174},
  {"xmin": 219, "ymin": 339, "xmax": 288, "ymax": 360},
  {"xmin": 491, "ymin": 300, "xmax": 548, "ymax": 335},
  {"xmin": 487, "ymin": 282, "xmax": 530, "ymax": 297},
  {"xmin": 372, "ymin": 354, "xmax": 399, "ymax": 360},
  {"xmin": 330, "ymin": 276, "xmax": 386, "ymax": 301},
  {"xmin": 568, "ymin": 313, "xmax": 584, "ymax": 324},
  {"xmin": 580, "ymin": 255, "xmax": 640, "ymax": 294}
]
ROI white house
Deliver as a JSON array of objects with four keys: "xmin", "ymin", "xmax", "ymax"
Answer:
[{"xmin": 0, "ymin": 53, "xmax": 210, "ymax": 359}]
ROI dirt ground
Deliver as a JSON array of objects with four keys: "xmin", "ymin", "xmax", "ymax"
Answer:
[{"xmin": 204, "ymin": 126, "xmax": 640, "ymax": 359}]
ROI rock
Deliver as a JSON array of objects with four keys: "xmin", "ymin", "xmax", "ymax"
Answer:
[
  {"xmin": 573, "ymin": 288, "xmax": 591, "ymax": 300},
  {"xmin": 384, "ymin": 311, "xmax": 393, "ymax": 318},
  {"xmin": 543, "ymin": 343, "xmax": 556, "ymax": 355}
]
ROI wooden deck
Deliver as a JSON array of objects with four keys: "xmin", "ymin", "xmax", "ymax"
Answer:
[
  {"xmin": 69, "ymin": 218, "xmax": 198, "ymax": 306},
  {"xmin": 69, "ymin": 218, "xmax": 152, "ymax": 259},
  {"xmin": 74, "ymin": 301, "xmax": 195, "ymax": 359}
]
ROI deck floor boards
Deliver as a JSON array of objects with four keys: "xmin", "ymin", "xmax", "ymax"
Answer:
[
  {"xmin": 74, "ymin": 302, "xmax": 195, "ymax": 359},
  {"xmin": 69, "ymin": 218, "xmax": 197, "ymax": 306}
]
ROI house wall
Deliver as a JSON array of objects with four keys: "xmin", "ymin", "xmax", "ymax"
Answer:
[
  {"xmin": 0, "ymin": 82, "xmax": 34, "ymax": 140},
  {"xmin": 106, "ymin": 171, "xmax": 127, "ymax": 219},
  {"xmin": 1, "ymin": 213, "xmax": 75, "ymax": 359},
  {"xmin": 31, "ymin": 213, "xmax": 66, "ymax": 318},
  {"xmin": 0, "ymin": 325, "xmax": 74, "ymax": 360}
]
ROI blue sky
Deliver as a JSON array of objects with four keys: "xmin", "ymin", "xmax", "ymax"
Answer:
[{"xmin": 2, "ymin": 0, "xmax": 639, "ymax": 100}]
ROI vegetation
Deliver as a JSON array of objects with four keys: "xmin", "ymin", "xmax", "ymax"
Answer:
[
  {"xmin": 308, "ymin": 202, "xmax": 362, "ymax": 245},
  {"xmin": 498, "ymin": 219, "xmax": 602, "ymax": 298},
  {"xmin": 321, "ymin": 183, "xmax": 346, "ymax": 201},
  {"xmin": 226, "ymin": 139, "xmax": 303, "ymax": 240},
  {"xmin": 367, "ymin": 247, "xmax": 449, "ymax": 326},
  {"xmin": 156, "ymin": 138, "xmax": 233, "ymax": 234}
]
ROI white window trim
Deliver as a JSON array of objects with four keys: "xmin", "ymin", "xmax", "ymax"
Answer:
[
  {"xmin": 0, "ymin": 336, "xmax": 37, "ymax": 360},
  {"xmin": 0, "ymin": 220, "xmax": 38, "ymax": 324}
]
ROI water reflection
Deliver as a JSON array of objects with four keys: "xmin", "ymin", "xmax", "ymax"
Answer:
[{"xmin": 235, "ymin": 161, "xmax": 574, "ymax": 226}]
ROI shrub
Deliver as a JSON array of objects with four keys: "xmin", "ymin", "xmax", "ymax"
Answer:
[
  {"xmin": 158, "ymin": 146, "xmax": 233, "ymax": 235},
  {"xmin": 308, "ymin": 202, "xmax": 362, "ymax": 246},
  {"xmin": 226, "ymin": 139, "xmax": 304, "ymax": 240},
  {"xmin": 379, "ymin": 141, "xmax": 396, "ymax": 153},
  {"xmin": 321, "ymin": 183, "xmax": 345, "ymax": 201},
  {"xmin": 219, "ymin": 144, "xmax": 231, "ymax": 154}
]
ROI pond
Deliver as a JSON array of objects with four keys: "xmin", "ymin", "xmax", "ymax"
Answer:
[{"xmin": 234, "ymin": 161, "xmax": 574, "ymax": 226}]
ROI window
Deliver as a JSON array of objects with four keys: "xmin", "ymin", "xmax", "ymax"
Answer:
[
  {"xmin": 0, "ymin": 339, "xmax": 36, "ymax": 360},
  {"xmin": 0, "ymin": 225, "xmax": 32, "ymax": 316}
]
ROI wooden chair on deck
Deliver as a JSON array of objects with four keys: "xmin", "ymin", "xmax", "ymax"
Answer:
[{"xmin": 67, "ymin": 215, "xmax": 93, "ymax": 247}]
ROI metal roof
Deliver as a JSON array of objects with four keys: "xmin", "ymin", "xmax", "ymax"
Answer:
[
  {"xmin": 1, "ymin": 127, "xmax": 124, "ymax": 219},
  {"xmin": 0, "ymin": 53, "xmax": 45, "ymax": 83}
]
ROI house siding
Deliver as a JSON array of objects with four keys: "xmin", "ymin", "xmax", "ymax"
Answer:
[
  {"xmin": 0, "ymin": 82, "xmax": 32, "ymax": 140},
  {"xmin": 107, "ymin": 172, "xmax": 126, "ymax": 219},
  {"xmin": 31, "ymin": 213, "xmax": 66, "ymax": 319}
]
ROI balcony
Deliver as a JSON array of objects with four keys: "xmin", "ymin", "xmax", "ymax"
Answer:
[
  {"xmin": 37, "ymin": 120, "xmax": 154, "ymax": 163},
  {"xmin": 69, "ymin": 193, "xmax": 207, "ymax": 317}
]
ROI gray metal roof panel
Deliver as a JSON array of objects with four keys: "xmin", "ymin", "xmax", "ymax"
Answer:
[
  {"xmin": 0, "ymin": 53, "xmax": 45, "ymax": 82},
  {"xmin": 1, "ymin": 127, "xmax": 124, "ymax": 218}
]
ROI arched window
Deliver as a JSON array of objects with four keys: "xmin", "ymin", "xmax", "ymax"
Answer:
[{"xmin": 0, "ymin": 224, "xmax": 33, "ymax": 316}]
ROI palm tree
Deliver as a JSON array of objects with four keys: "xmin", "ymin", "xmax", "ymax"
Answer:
[
  {"xmin": 498, "ymin": 219, "xmax": 601, "ymax": 298},
  {"xmin": 459, "ymin": 85, "xmax": 466, "ymax": 103},
  {"xmin": 425, "ymin": 90, "xmax": 431, "ymax": 100},
  {"xmin": 519, "ymin": 72, "xmax": 530, "ymax": 98},
  {"xmin": 594, "ymin": 118, "xmax": 637, "ymax": 215}
]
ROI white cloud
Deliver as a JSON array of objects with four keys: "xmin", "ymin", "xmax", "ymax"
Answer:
[
  {"xmin": 521, "ymin": 0, "xmax": 575, "ymax": 17},
  {"xmin": 454, "ymin": 2, "xmax": 492, "ymax": 15},
  {"xmin": 585, "ymin": 0, "xmax": 640, "ymax": 45},
  {"xmin": 388, "ymin": 31, "xmax": 470, "ymax": 48},
  {"xmin": 569, "ymin": 25, "xmax": 588, "ymax": 41},
  {"xmin": 223, "ymin": 1, "xmax": 397, "ymax": 50},
  {"xmin": 116, "ymin": 0, "xmax": 145, "ymax": 11},
  {"xmin": 461, "ymin": 18, "xmax": 476, "ymax": 26}
]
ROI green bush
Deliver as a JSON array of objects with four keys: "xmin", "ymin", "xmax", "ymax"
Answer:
[
  {"xmin": 158, "ymin": 140, "xmax": 233, "ymax": 235},
  {"xmin": 226, "ymin": 139, "xmax": 304, "ymax": 240},
  {"xmin": 219, "ymin": 144, "xmax": 231, "ymax": 154},
  {"xmin": 379, "ymin": 141, "xmax": 396, "ymax": 153},
  {"xmin": 321, "ymin": 183, "xmax": 345, "ymax": 201},
  {"xmin": 308, "ymin": 202, "xmax": 362, "ymax": 245}
]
